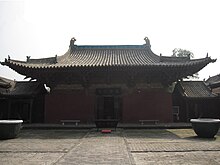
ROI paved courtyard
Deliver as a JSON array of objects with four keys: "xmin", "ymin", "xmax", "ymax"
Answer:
[{"xmin": 0, "ymin": 128, "xmax": 219, "ymax": 165}]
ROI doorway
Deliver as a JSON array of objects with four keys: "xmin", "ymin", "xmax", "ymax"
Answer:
[
  {"xmin": 96, "ymin": 88, "xmax": 121, "ymax": 120},
  {"xmin": 97, "ymin": 97, "xmax": 115, "ymax": 119},
  {"xmin": 103, "ymin": 97, "xmax": 114, "ymax": 119},
  {"xmin": 96, "ymin": 96, "xmax": 121, "ymax": 120}
]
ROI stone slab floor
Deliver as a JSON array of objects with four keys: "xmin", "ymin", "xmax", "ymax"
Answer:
[{"xmin": 0, "ymin": 128, "xmax": 219, "ymax": 165}]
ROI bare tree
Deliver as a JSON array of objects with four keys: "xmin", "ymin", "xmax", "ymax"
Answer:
[
  {"xmin": 172, "ymin": 48, "xmax": 199, "ymax": 79},
  {"xmin": 172, "ymin": 48, "xmax": 194, "ymax": 58}
]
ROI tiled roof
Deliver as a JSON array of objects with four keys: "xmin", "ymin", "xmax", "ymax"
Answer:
[
  {"xmin": 0, "ymin": 38, "xmax": 216, "ymax": 84},
  {"xmin": 212, "ymin": 87, "xmax": 220, "ymax": 95},
  {"xmin": 206, "ymin": 74, "xmax": 220, "ymax": 85},
  {"xmin": 59, "ymin": 45, "xmax": 159, "ymax": 67},
  {"xmin": 0, "ymin": 77, "xmax": 13, "ymax": 88},
  {"xmin": 177, "ymin": 81, "xmax": 216, "ymax": 98},
  {"xmin": 0, "ymin": 81, "xmax": 47, "ymax": 97},
  {"xmin": 205, "ymin": 74, "xmax": 220, "ymax": 90},
  {"xmin": 2, "ymin": 44, "xmax": 215, "ymax": 69}
]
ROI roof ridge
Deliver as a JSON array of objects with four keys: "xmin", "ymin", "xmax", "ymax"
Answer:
[{"xmin": 74, "ymin": 45, "xmax": 148, "ymax": 49}]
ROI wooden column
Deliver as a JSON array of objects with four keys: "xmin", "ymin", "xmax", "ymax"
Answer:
[
  {"xmin": 29, "ymin": 99, "xmax": 33, "ymax": 123},
  {"xmin": 7, "ymin": 99, "xmax": 11, "ymax": 119},
  {"xmin": 186, "ymin": 99, "xmax": 189, "ymax": 122}
]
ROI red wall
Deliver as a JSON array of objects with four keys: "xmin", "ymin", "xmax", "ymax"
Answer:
[
  {"xmin": 122, "ymin": 89, "xmax": 173, "ymax": 123},
  {"xmin": 44, "ymin": 88, "xmax": 173, "ymax": 123},
  {"xmin": 44, "ymin": 90, "xmax": 95, "ymax": 123}
]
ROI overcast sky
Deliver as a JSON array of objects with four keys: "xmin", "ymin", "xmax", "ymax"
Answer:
[{"xmin": 0, "ymin": 0, "xmax": 219, "ymax": 81}]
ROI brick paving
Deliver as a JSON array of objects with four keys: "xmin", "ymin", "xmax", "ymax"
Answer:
[
  {"xmin": 133, "ymin": 151, "xmax": 220, "ymax": 165},
  {"xmin": 124, "ymin": 129, "xmax": 220, "ymax": 165},
  {"xmin": 0, "ymin": 128, "xmax": 219, "ymax": 164},
  {"xmin": 129, "ymin": 142, "xmax": 220, "ymax": 152},
  {"xmin": 0, "ymin": 129, "xmax": 87, "ymax": 165},
  {"xmin": 56, "ymin": 129, "xmax": 134, "ymax": 165}
]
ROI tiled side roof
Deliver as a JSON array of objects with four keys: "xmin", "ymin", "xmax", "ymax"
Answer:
[
  {"xmin": 0, "ymin": 77, "xmax": 13, "ymax": 88},
  {"xmin": 205, "ymin": 74, "xmax": 220, "ymax": 89},
  {"xmin": 178, "ymin": 81, "xmax": 216, "ymax": 98},
  {"xmin": 212, "ymin": 87, "xmax": 220, "ymax": 95},
  {"xmin": 1, "ymin": 81, "xmax": 46, "ymax": 97},
  {"xmin": 206, "ymin": 74, "xmax": 220, "ymax": 85}
]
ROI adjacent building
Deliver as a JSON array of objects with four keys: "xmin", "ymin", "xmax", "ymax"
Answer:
[
  {"xmin": 172, "ymin": 81, "xmax": 219, "ymax": 122},
  {"xmin": 206, "ymin": 74, "xmax": 220, "ymax": 96},
  {"xmin": 0, "ymin": 77, "xmax": 46, "ymax": 123}
]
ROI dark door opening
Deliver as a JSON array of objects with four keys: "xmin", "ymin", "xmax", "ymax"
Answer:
[
  {"xmin": 96, "ymin": 88, "xmax": 122, "ymax": 120},
  {"xmin": 96, "ymin": 96, "xmax": 121, "ymax": 120},
  {"xmin": 103, "ymin": 97, "xmax": 114, "ymax": 119}
]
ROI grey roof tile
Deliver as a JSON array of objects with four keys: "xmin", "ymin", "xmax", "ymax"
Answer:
[
  {"xmin": 1, "ymin": 81, "xmax": 46, "ymax": 97},
  {"xmin": 206, "ymin": 74, "xmax": 220, "ymax": 85},
  {"xmin": 1, "ymin": 41, "xmax": 216, "ymax": 83},
  {"xmin": 4, "ymin": 44, "xmax": 214, "ymax": 69},
  {"xmin": 178, "ymin": 81, "xmax": 216, "ymax": 98}
]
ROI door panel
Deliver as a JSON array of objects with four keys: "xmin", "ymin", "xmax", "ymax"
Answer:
[
  {"xmin": 104, "ymin": 97, "xmax": 114, "ymax": 119},
  {"xmin": 96, "ymin": 88, "xmax": 122, "ymax": 120},
  {"xmin": 96, "ymin": 96, "xmax": 121, "ymax": 120}
]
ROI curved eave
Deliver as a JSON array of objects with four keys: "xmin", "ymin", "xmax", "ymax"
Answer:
[
  {"xmin": 1, "ymin": 56, "xmax": 216, "ymax": 85},
  {"xmin": 2, "ymin": 56, "xmax": 215, "ymax": 69},
  {"xmin": 0, "ymin": 57, "xmax": 214, "ymax": 85}
]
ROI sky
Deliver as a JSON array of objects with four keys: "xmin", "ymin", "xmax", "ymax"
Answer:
[{"xmin": 0, "ymin": 0, "xmax": 219, "ymax": 81}]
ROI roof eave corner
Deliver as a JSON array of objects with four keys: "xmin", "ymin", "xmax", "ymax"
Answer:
[
  {"xmin": 206, "ymin": 53, "xmax": 217, "ymax": 63},
  {"xmin": 1, "ymin": 57, "xmax": 10, "ymax": 66},
  {"xmin": 210, "ymin": 58, "xmax": 217, "ymax": 63}
]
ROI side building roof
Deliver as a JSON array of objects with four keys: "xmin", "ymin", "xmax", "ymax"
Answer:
[
  {"xmin": 0, "ymin": 76, "xmax": 14, "ymax": 89},
  {"xmin": 206, "ymin": 74, "xmax": 220, "ymax": 84},
  {"xmin": 0, "ymin": 80, "xmax": 47, "ymax": 98},
  {"xmin": 205, "ymin": 74, "xmax": 220, "ymax": 88},
  {"xmin": 175, "ymin": 81, "xmax": 216, "ymax": 99},
  {"xmin": 205, "ymin": 74, "xmax": 220, "ymax": 95}
]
